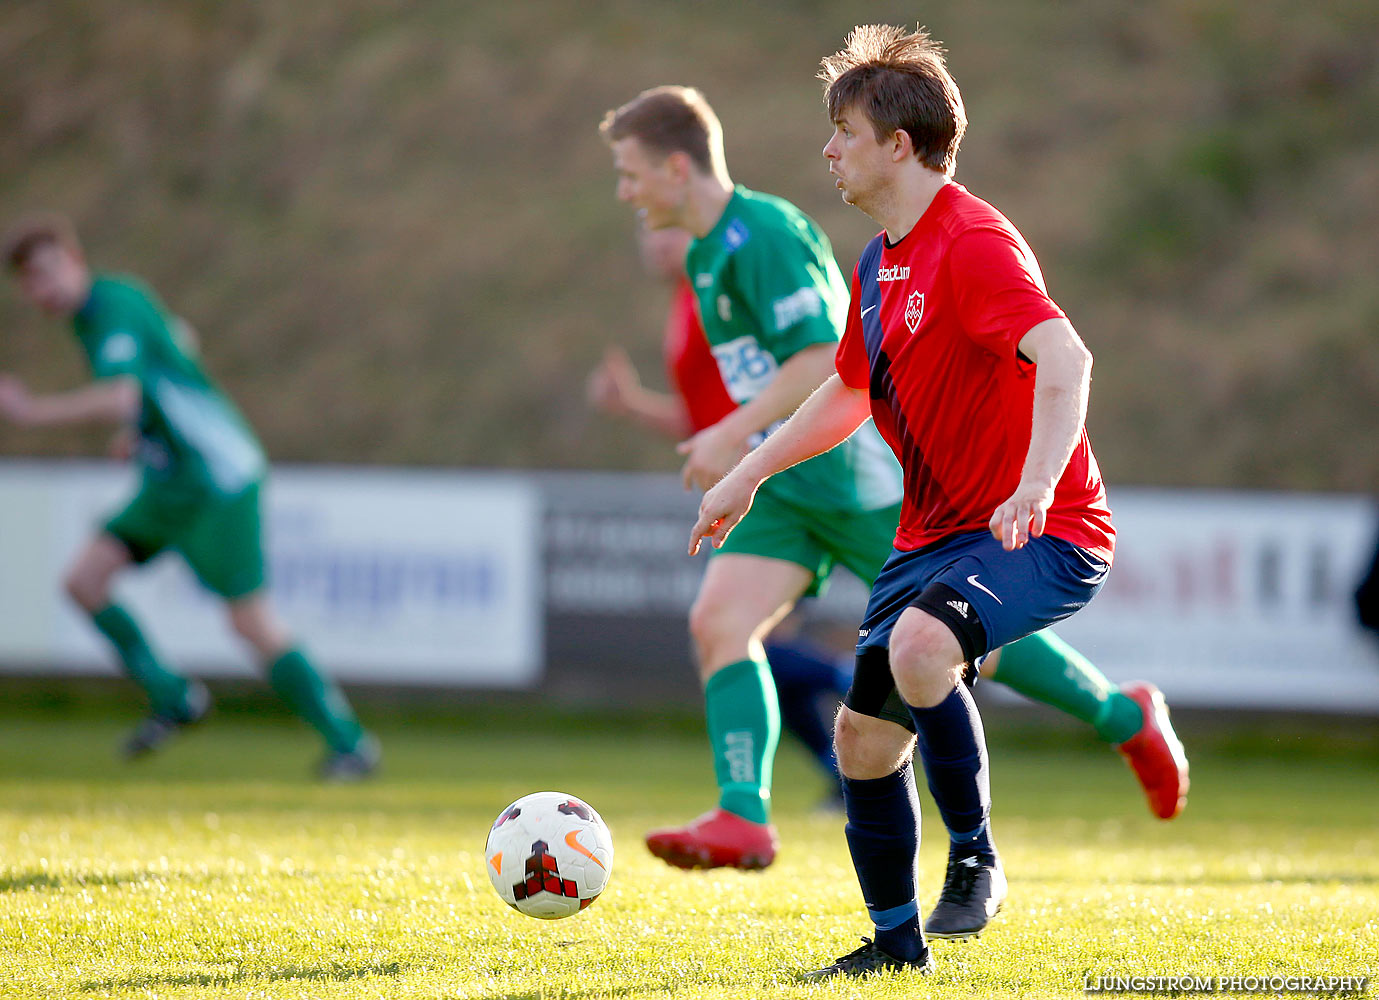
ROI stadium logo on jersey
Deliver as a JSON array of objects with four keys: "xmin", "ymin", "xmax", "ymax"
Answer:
[
  {"xmin": 905, "ymin": 292, "xmax": 925, "ymax": 333},
  {"xmin": 877, "ymin": 264, "xmax": 910, "ymax": 282},
  {"xmin": 771, "ymin": 287, "xmax": 822, "ymax": 332}
]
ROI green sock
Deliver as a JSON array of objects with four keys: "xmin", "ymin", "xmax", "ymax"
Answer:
[
  {"xmin": 91, "ymin": 604, "xmax": 189, "ymax": 717},
  {"xmin": 992, "ymin": 631, "xmax": 1143, "ymax": 744},
  {"xmin": 704, "ymin": 657, "xmax": 780, "ymax": 824},
  {"xmin": 267, "ymin": 648, "xmax": 365, "ymax": 754}
]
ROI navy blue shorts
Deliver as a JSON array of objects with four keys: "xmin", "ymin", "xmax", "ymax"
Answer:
[{"xmin": 847, "ymin": 531, "xmax": 1110, "ymax": 730}]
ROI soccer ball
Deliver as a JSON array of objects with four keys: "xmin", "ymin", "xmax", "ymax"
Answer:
[{"xmin": 484, "ymin": 791, "xmax": 614, "ymax": 919}]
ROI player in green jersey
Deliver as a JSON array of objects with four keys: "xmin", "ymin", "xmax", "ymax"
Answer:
[
  {"xmin": 601, "ymin": 87, "xmax": 1187, "ymax": 872},
  {"xmin": 1, "ymin": 214, "xmax": 378, "ymax": 780},
  {"xmin": 603, "ymin": 87, "xmax": 904, "ymax": 869}
]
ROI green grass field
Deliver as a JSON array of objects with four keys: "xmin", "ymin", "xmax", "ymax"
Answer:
[{"xmin": 1, "ymin": 701, "xmax": 1376, "ymax": 999}]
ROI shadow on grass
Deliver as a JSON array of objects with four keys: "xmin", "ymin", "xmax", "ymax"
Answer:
[
  {"xmin": 483, "ymin": 988, "xmax": 681, "ymax": 1000},
  {"xmin": 481, "ymin": 968, "xmax": 931, "ymax": 998},
  {"xmin": 0, "ymin": 871, "xmax": 143, "ymax": 893},
  {"xmin": 80, "ymin": 961, "xmax": 407, "ymax": 992}
]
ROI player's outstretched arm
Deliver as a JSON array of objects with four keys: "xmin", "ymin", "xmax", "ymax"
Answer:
[
  {"xmin": 689, "ymin": 373, "xmax": 871, "ymax": 553},
  {"xmin": 587, "ymin": 346, "xmax": 690, "ymax": 440},
  {"xmin": 989, "ymin": 317, "xmax": 1092, "ymax": 550},
  {"xmin": 678, "ymin": 342, "xmax": 837, "ymax": 491},
  {"xmin": 0, "ymin": 374, "xmax": 139, "ymax": 428}
]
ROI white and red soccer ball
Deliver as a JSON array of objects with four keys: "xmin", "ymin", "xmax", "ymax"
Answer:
[{"xmin": 484, "ymin": 791, "xmax": 614, "ymax": 919}]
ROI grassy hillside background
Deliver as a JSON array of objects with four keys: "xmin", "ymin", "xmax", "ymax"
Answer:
[{"xmin": 1, "ymin": 0, "xmax": 1375, "ymax": 490}]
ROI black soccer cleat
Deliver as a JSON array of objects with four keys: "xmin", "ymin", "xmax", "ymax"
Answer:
[
  {"xmin": 318, "ymin": 733, "xmax": 381, "ymax": 783},
  {"xmin": 802, "ymin": 937, "xmax": 934, "ymax": 980},
  {"xmin": 923, "ymin": 852, "xmax": 1007, "ymax": 940},
  {"xmin": 121, "ymin": 679, "xmax": 213, "ymax": 760}
]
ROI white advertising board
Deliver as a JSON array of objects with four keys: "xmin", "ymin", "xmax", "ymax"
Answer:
[
  {"xmin": 1048, "ymin": 490, "xmax": 1379, "ymax": 712},
  {"xmin": 0, "ymin": 462, "xmax": 542, "ymax": 686},
  {"xmin": 537, "ymin": 474, "xmax": 1379, "ymax": 714},
  {"xmin": 1, "ymin": 462, "xmax": 1376, "ymax": 710}
]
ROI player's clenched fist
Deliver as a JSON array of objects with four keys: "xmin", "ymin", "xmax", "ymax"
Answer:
[
  {"xmin": 677, "ymin": 422, "xmax": 748, "ymax": 493},
  {"xmin": 586, "ymin": 346, "xmax": 639, "ymax": 417},
  {"xmin": 688, "ymin": 467, "xmax": 761, "ymax": 555}
]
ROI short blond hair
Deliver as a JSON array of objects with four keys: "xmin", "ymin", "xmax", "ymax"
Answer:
[{"xmin": 599, "ymin": 85, "xmax": 726, "ymax": 177}]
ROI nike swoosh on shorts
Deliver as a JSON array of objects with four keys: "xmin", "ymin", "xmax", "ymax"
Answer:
[{"xmin": 966, "ymin": 574, "xmax": 1003, "ymax": 605}]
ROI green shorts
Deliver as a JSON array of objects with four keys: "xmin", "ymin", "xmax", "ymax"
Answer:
[
  {"xmin": 104, "ymin": 480, "xmax": 266, "ymax": 600},
  {"xmin": 713, "ymin": 485, "xmax": 901, "ymax": 597}
]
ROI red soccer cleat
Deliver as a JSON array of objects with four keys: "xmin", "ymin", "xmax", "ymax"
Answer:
[
  {"xmin": 1116, "ymin": 681, "xmax": 1190, "ymax": 820},
  {"xmin": 644, "ymin": 807, "xmax": 779, "ymax": 870}
]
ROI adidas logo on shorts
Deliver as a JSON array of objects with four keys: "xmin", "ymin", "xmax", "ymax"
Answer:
[{"xmin": 947, "ymin": 599, "xmax": 970, "ymax": 618}]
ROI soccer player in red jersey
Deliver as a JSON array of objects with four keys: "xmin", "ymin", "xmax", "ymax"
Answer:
[
  {"xmin": 604, "ymin": 225, "xmax": 1187, "ymax": 826},
  {"xmin": 690, "ymin": 25, "xmax": 1186, "ymax": 978},
  {"xmin": 587, "ymin": 225, "xmax": 736, "ymax": 438}
]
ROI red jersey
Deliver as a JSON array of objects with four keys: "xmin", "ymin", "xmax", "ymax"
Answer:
[
  {"xmin": 835, "ymin": 183, "xmax": 1115, "ymax": 562},
  {"xmin": 663, "ymin": 278, "xmax": 736, "ymax": 433}
]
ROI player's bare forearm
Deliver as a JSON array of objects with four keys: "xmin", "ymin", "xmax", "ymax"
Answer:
[
  {"xmin": 990, "ymin": 318, "xmax": 1091, "ymax": 549},
  {"xmin": 23, "ymin": 378, "xmax": 140, "ymax": 427},
  {"xmin": 737, "ymin": 374, "xmax": 871, "ymax": 483},
  {"xmin": 678, "ymin": 342, "xmax": 838, "ymax": 491},
  {"xmin": 689, "ymin": 375, "xmax": 870, "ymax": 553},
  {"xmin": 588, "ymin": 346, "xmax": 690, "ymax": 439},
  {"xmin": 622, "ymin": 389, "xmax": 692, "ymax": 440},
  {"xmin": 1018, "ymin": 319, "xmax": 1091, "ymax": 488},
  {"xmin": 712, "ymin": 342, "xmax": 837, "ymax": 444}
]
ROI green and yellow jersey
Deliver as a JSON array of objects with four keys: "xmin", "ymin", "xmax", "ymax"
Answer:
[{"xmin": 686, "ymin": 186, "xmax": 902, "ymax": 513}]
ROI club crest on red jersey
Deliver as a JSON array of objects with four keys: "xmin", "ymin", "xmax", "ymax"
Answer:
[{"xmin": 904, "ymin": 292, "xmax": 925, "ymax": 333}]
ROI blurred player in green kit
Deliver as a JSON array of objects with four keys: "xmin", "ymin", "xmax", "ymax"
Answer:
[{"xmin": 1, "ymin": 214, "xmax": 379, "ymax": 779}]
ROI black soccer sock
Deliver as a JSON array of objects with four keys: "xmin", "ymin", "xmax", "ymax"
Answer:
[
  {"xmin": 764, "ymin": 639, "xmax": 846, "ymax": 780},
  {"xmin": 907, "ymin": 683, "xmax": 996, "ymax": 864},
  {"xmin": 842, "ymin": 761, "xmax": 925, "ymax": 961}
]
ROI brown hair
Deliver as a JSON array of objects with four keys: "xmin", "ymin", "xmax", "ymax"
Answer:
[
  {"xmin": 819, "ymin": 25, "xmax": 967, "ymax": 175},
  {"xmin": 1, "ymin": 213, "xmax": 82, "ymax": 271},
  {"xmin": 599, "ymin": 86, "xmax": 725, "ymax": 177}
]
